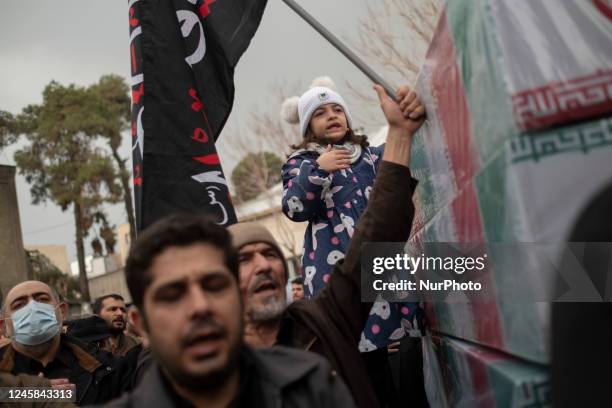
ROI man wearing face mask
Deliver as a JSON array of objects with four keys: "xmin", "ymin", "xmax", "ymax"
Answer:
[{"xmin": 0, "ymin": 281, "xmax": 128, "ymax": 405}]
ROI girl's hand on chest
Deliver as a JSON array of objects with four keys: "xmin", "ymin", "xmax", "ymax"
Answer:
[{"xmin": 317, "ymin": 145, "xmax": 352, "ymax": 173}]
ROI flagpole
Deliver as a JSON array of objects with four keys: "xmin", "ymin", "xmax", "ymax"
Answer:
[{"xmin": 281, "ymin": 0, "xmax": 397, "ymax": 99}]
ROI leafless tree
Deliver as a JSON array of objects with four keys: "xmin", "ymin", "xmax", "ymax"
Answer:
[
  {"xmin": 225, "ymin": 82, "xmax": 303, "ymax": 165},
  {"xmin": 346, "ymin": 0, "xmax": 442, "ymax": 128},
  {"xmin": 224, "ymin": 82, "xmax": 305, "ymax": 267}
]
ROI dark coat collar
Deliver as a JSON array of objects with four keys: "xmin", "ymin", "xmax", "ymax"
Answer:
[
  {"xmin": 0, "ymin": 335, "xmax": 103, "ymax": 374},
  {"xmin": 250, "ymin": 346, "xmax": 319, "ymax": 389},
  {"xmin": 130, "ymin": 346, "xmax": 319, "ymax": 407}
]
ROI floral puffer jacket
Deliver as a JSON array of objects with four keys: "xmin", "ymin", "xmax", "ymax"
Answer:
[{"xmin": 282, "ymin": 144, "xmax": 421, "ymax": 350}]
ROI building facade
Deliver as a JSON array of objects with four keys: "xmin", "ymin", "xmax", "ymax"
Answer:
[
  {"xmin": 235, "ymin": 183, "xmax": 306, "ymax": 279},
  {"xmin": 25, "ymin": 245, "xmax": 70, "ymax": 275}
]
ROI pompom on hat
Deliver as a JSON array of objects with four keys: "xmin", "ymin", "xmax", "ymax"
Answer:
[
  {"xmin": 280, "ymin": 76, "xmax": 354, "ymax": 138},
  {"xmin": 280, "ymin": 96, "xmax": 300, "ymax": 125}
]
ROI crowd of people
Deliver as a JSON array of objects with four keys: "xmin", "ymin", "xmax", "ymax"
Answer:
[{"xmin": 0, "ymin": 83, "xmax": 428, "ymax": 407}]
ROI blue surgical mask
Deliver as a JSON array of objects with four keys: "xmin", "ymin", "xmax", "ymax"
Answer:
[{"xmin": 10, "ymin": 301, "xmax": 60, "ymax": 346}]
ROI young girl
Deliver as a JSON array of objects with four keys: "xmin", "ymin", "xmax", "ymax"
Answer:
[{"xmin": 280, "ymin": 79, "xmax": 422, "ymax": 351}]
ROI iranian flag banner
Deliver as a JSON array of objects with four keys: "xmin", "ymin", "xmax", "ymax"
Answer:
[
  {"xmin": 410, "ymin": 0, "xmax": 612, "ymax": 406},
  {"xmin": 423, "ymin": 334, "xmax": 550, "ymax": 407}
]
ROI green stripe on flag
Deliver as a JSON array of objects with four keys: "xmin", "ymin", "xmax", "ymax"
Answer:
[{"xmin": 444, "ymin": 0, "xmax": 517, "ymax": 163}]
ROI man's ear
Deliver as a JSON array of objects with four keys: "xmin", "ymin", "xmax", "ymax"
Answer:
[
  {"xmin": 0, "ymin": 316, "xmax": 14, "ymax": 339},
  {"xmin": 131, "ymin": 307, "xmax": 147, "ymax": 337},
  {"xmin": 58, "ymin": 302, "xmax": 68, "ymax": 321}
]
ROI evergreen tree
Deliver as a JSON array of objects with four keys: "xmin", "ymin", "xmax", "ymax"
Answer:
[{"xmin": 14, "ymin": 81, "xmax": 121, "ymax": 301}]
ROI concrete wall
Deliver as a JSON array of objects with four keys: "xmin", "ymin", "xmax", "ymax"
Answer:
[
  {"xmin": 88, "ymin": 267, "xmax": 131, "ymax": 303},
  {"xmin": 0, "ymin": 165, "xmax": 29, "ymax": 301}
]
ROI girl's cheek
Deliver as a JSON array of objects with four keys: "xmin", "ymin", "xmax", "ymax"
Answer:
[{"xmin": 310, "ymin": 119, "xmax": 325, "ymax": 138}]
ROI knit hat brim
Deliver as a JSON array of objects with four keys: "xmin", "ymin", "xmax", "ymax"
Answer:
[
  {"xmin": 228, "ymin": 222, "xmax": 289, "ymax": 281},
  {"xmin": 298, "ymin": 87, "xmax": 353, "ymax": 138}
]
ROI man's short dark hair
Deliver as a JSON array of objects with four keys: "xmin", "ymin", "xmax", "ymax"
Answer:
[
  {"xmin": 291, "ymin": 276, "xmax": 304, "ymax": 285},
  {"xmin": 93, "ymin": 294, "xmax": 125, "ymax": 315},
  {"xmin": 125, "ymin": 214, "xmax": 239, "ymax": 309}
]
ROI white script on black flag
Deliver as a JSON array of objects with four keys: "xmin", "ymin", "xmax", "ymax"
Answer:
[
  {"xmin": 191, "ymin": 171, "xmax": 230, "ymax": 225},
  {"xmin": 132, "ymin": 107, "xmax": 144, "ymax": 161},
  {"xmin": 177, "ymin": 9, "xmax": 206, "ymax": 67},
  {"xmin": 207, "ymin": 186, "xmax": 229, "ymax": 225}
]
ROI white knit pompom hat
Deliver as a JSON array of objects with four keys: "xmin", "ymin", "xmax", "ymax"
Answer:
[{"xmin": 280, "ymin": 77, "xmax": 354, "ymax": 137}]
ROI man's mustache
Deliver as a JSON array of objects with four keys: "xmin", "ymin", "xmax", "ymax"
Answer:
[
  {"xmin": 248, "ymin": 273, "xmax": 282, "ymax": 295},
  {"xmin": 181, "ymin": 318, "xmax": 227, "ymax": 347}
]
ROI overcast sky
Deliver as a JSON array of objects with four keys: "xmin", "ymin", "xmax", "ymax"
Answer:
[{"xmin": 0, "ymin": 0, "xmax": 409, "ymax": 263}]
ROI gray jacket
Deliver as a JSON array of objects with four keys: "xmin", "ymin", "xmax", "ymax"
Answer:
[{"xmin": 94, "ymin": 345, "xmax": 355, "ymax": 408}]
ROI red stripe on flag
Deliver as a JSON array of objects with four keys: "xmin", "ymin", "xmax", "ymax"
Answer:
[
  {"xmin": 193, "ymin": 154, "xmax": 220, "ymax": 165},
  {"xmin": 424, "ymin": 9, "xmax": 503, "ymax": 351},
  {"xmin": 451, "ymin": 184, "xmax": 485, "ymax": 243},
  {"xmin": 451, "ymin": 184, "xmax": 504, "ymax": 349},
  {"xmin": 426, "ymin": 9, "xmax": 480, "ymax": 188},
  {"xmin": 594, "ymin": 0, "xmax": 612, "ymax": 21},
  {"xmin": 464, "ymin": 343, "xmax": 500, "ymax": 408}
]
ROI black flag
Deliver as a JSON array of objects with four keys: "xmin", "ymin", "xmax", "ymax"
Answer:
[{"xmin": 128, "ymin": 0, "xmax": 267, "ymax": 231}]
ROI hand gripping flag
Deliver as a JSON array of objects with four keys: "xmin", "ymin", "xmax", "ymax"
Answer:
[{"xmin": 128, "ymin": 0, "xmax": 267, "ymax": 231}]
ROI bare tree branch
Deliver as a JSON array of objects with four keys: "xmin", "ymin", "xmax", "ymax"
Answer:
[
  {"xmin": 346, "ymin": 0, "xmax": 442, "ymax": 129},
  {"xmin": 223, "ymin": 81, "xmax": 306, "ymax": 264}
]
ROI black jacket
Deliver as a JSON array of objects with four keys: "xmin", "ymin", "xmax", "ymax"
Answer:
[
  {"xmin": 277, "ymin": 161, "xmax": 418, "ymax": 408},
  {"xmin": 0, "ymin": 335, "xmax": 128, "ymax": 405},
  {"xmin": 0, "ymin": 371, "xmax": 75, "ymax": 408},
  {"xmin": 93, "ymin": 345, "xmax": 355, "ymax": 408}
]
